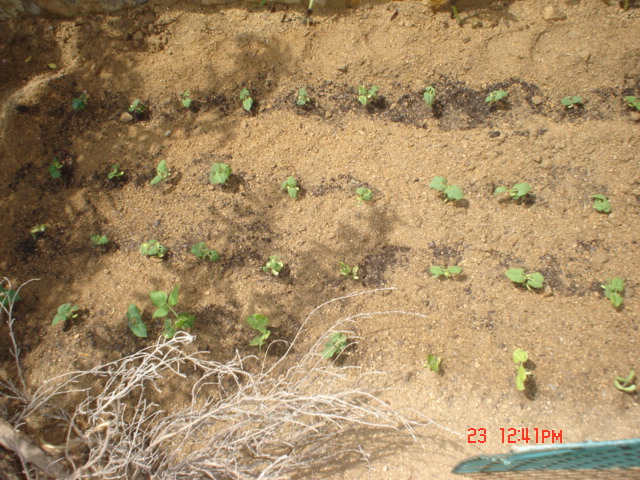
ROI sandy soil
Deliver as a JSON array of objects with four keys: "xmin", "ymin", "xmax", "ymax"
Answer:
[{"xmin": 1, "ymin": 0, "xmax": 639, "ymax": 478}]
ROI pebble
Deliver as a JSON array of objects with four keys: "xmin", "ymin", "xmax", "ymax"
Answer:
[
  {"xmin": 472, "ymin": 20, "xmax": 483, "ymax": 29},
  {"xmin": 119, "ymin": 112, "xmax": 133, "ymax": 123},
  {"xmin": 531, "ymin": 95, "xmax": 544, "ymax": 105},
  {"xmin": 543, "ymin": 5, "xmax": 566, "ymax": 21},
  {"xmin": 337, "ymin": 64, "xmax": 349, "ymax": 73},
  {"xmin": 165, "ymin": 130, "xmax": 172, "ymax": 137}
]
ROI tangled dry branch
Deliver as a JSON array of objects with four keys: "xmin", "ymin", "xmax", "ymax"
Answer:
[{"xmin": 1, "ymin": 283, "xmax": 455, "ymax": 479}]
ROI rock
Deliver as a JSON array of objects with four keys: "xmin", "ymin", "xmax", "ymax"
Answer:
[
  {"xmin": 471, "ymin": 20, "xmax": 483, "ymax": 29},
  {"xmin": 337, "ymin": 64, "xmax": 349, "ymax": 73},
  {"xmin": 543, "ymin": 5, "xmax": 566, "ymax": 21},
  {"xmin": 531, "ymin": 95, "xmax": 544, "ymax": 105},
  {"xmin": 119, "ymin": 112, "xmax": 133, "ymax": 123}
]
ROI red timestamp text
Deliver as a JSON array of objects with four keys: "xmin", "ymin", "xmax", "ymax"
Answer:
[{"xmin": 467, "ymin": 427, "xmax": 563, "ymax": 444}]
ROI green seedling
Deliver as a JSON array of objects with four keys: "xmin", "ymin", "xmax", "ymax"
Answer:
[
  {"xmin": 339, "ymin": 262, "xmax": 360, "ymax": 281},
  {"xmin": 90, "ymin": 234, "xmax": 109, "ymax": 246},
  {"xmin": 624, "ymin": 96, "xmax": 640, "ymax": 111},
  {"xmin": 48, "ymin": 158, "xmax": 63, "ymax": 179},
  {"xmin": 72, "ymin": 93, "xmax": 87, "ymax": 111},
  {"xmin": 513, "ymin": 348, "xmax": 531, "ymax": 391},
  {"xmin": 30, "ymin": 224, "xmax": 46, "ymax": 240},
  {"xmin": 150, "ymin": 285, "xmax": 196, "ymax": 339},
  {"xmin": 262, "ymin": 255, "xmax": 284, "ymax": 276},
  {"xmin": 281, "ymin": 176, "xmax": 299, "ymax": 199},
  {"xmin": 240, "ymin": 88, "xmax": 253, "ymax": 112},
  {"xmin": 210, "ymin": 163, "xmax": 231, "ymax": 185},
  {"xmin": 494, "ymin": 182, "xmax": 531, "ymax": 201},
  {"xmin": 423, "ymin": 86, "xmax": 436, "ymax": 108},
  {"xmin": 150, "ymin": 159, "xmax": 171, "ymax": 185},
  {"xmin": 181, "ymin": 90, "xmax": 192, "ymax": 109},
  {"xmin": 430, "ymin": 265, "xmax": 463, "ymax": 278},
  {"xmin": 591, "ymin": 194, "xmax": 611, "ymax": 214},
  {"xmin": 128, "ymin": 99, "xmax": 146, "ymax": 115},
  {"xmin": 561, "ymin": 96, "xmax": 583, "ymax": 109},
  {"xmin": 296, "ymin": 87, "xmax": 311, "ymax": 106},
  {"xmin": 429, "ymin": 176, "xmax": 464, "ymax": 202},
  {"xmin": 423, "ymin": 354, "xmax": 441, "ymax": 373},
  {"xmin": 505, "ymin": 268, "xmax": 544, "ymax": 290},
  {"xmin": 322, "ymin": 332, "xmax": 348, "ymax": 359},
  {"xmin": 107, "ymin": 164, "xmax": 124, "ymax": 180},
  {"xmin": 191, "ymin": 242, "xmax": 219, "ymax": 262},
  {"xmin": 356, "ymin": 187, "xmax": 373, "ymax": 202},
  {"xmin": 126, "ymin": 304, "xmax": 147, "ymax": 338},
  {"xmin": 246, "ymin": 313, "xmax": 271, "ymax": 349},
  {"xmin": 140, "ymin": 240, "xmax": 168, "ymax": 258},
  {"xmin": 485, "ymin": 89, "xmax": 508, "ymax": 106},
  {"xmin": 601, "ymin": 277, "xmax": 624, "ymax": 308},
  {"xmin": 0, "ymin": 284, "xmax": 21, "ymax": 308},
  {"xmin": 614, "ymin": 370, "xmax": 636, "ymax": 393},
  {"xmin": 52, "ymin": 303, "xmax": 79, "ymax": 326},
  {"xmin": 358, "ymin": 85, "xmax": 379, "ymax": 106}
]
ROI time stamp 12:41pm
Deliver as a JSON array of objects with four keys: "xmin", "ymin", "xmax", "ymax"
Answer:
[{"xmin": 468, "ymin": 428, "xmax": 563, "ymax": 444}]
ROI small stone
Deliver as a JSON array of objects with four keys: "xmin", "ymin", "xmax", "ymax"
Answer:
[
  {"xmin": 132, "ymin": 30, "xmax": 144, "ymax": 42},
  {"xmin": 531, "ymin": 95, "xmax": 544, "ymax": 105},
  {"xmin": 165, "ymin": 130, "xmax": 172, "ymax": 137},
  {"xmin": 462, "ymin": 36, "xmax": 471, "ymax": 44},
  {"xmin": 119, "ymin": 112, "xmax": 133, "ymax": 123},
  {"xmin": 471, "ymin": 20, "xmax": 483, "ymax": 29},
  {"xmin": 543, "ymin": 5, "xmax": 566, "ymax": 21},
  {"xmin": 337, "ymin": 64, "xmax": 349, "ymax": 73}
]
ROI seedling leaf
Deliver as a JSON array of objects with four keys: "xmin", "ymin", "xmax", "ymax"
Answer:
[
  {"xmin": 322, "ymin": 332, "xmax": 348, "ymax": 359},
  {"xmin": 126, "ymin": 304, "xmax": 147, "ymax": 338},
  {"xmin": 210, "ymin": 163, "xmax": 231, "ymax": 185},
  {"xmin": 52, "ymin": 303, "xmax": 78, "ymax": 326},
  {"xmin": 591, "ymin": 194, "xmax": 611, "ymax": 213},
  {"xmin": 424, "ymin": 86, "xmax": 436, "ymax": 108},
  {"xmin": 512, "ymin": 348, "xmax": 528, "ymax": 364},
  {"xmin": 424, "ymin": 354, "xmax": 441, "ymax": 372}
]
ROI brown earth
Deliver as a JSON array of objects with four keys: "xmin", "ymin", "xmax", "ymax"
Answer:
[{"xmin": 1, "ymin": 0, "xmax": 640, "ymax": 478}]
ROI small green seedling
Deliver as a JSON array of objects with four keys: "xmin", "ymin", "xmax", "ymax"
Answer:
[
  {"xmin": 240, "ymin": 88, "xmax": 253, "ymax": 112},
  {"xmin": 429, "ymin": 176, "xmax": 464, "ymax": 203},
  {"xmin": 150, "ymin": 159, "xmax": 171, "ymax": 185},
  {"xmin": 322, "ymin": 332, "xmax": 348, "ymax": 359},
  {"xmin": 181, "ymin": 91, "xmax": 192, "ymax": 109},
  {"xmin": 210, "ymin": 163, "xmax": 231, "ymax": 185},
  {"xmin": 624, "ymin": 96, "xmax": 640, "ymax": 111},
  {"xmin": 107, "ymin": 164, "xmax": 124, "ymax": 180},
  {"xmin": 191, "ymin": 242, "xmax": 219, "ymax": 262},
  {"xmin": 430, "ymin": 265, "xmax": 463, "ymax": 278},
  {"xmin": 485, "ymin": 89, "xmax": 508, "ymax": 106},
  {"xmin": 357, "ymin": 85, "xmax": 379, "ymax": 106},
  {"xmin": 150, "ymin": 285, "xmax": 195, "ymax": 339},
  {"xmin": 339, "ymin": 262, "xmax": 360, "ymax": 280},
  {"xmin": 262, "ymin": 255, "xmax": 284, "ymax": 276},
  {"xmin": 126, "ymin": 304, "xmax": 147, "ymax": 338},
  {"xmin": 90, "ymin": 234, "xmax": 109, "ymax": 246},
  {"xmin": 48, "ymin": 158, "xmax": 63, "ymax": 179},
  {"xmin": 281, "ymin": 176, "xmax": 299, "ymax": 199},
  {"xmin": 614, "ymin": 370, "xmax": 636, "ymax": 393},
  {"xmin": 0, "ymin": 284, "xmax": 21, "ymax": 308},
  {"xmin": 128, "ymin": 99, "xmax": 146, "ymax": 115},
  {"xmin": 140, "ymin": 240, "xmax": 168, "ymax": 258},
  {"xmin": 246, "ymin": 313, "xmax": 271, "ymax": 349},
  {"xmin": 494, "ymin": 182, "xmax": 531, "ymax": 201},
  {"xmin": 296, "ymin": 87, "xmax": 311, "ymax": 106},
  {"xmin": 591, "ymin": 194, "xmax": 611, "ymax": 214},
  {"xmin": 30, "ymin": 224, "xmax": 46, "ymax": 240},
  {"xmin": 561, "ymin": 96, "xmax": 583, "ymax": 109},
  {"xmin": 355, "ymin": 187, "xmax": 373, "ymax": 203},
  {"xmin": 52, "ymin": 303, "xmax": 79, "ymax": 326},
  {"xmin": 423, "ymin": 86, "xmax": 436, "ymax": 108},
  {"xmin": 513, "ymin": 348, "xmax": 531, "ymax": 391},
  {"xmin": 72, "ymin": 93, "xmax": 87, "ymax": 111},
  {"xmin": 601, "ymin": 277, "xmax": 624, "ymax": 308},
  {"xmin": 423, "ymin": 354, "xmax": 441, "ymax": 373},
  {"xmin": 505, "ymin": 268, "xmax": 544, "ymax": 290}
]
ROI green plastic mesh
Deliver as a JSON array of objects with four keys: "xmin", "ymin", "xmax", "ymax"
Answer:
[{"xmin": 453, "ymin": 438, "xmax": 640, "ymax": 478}]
